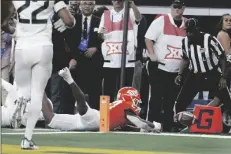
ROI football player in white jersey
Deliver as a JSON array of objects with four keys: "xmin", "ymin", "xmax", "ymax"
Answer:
[{"xmin": 11, "ymin": 0, "xmax": 76, "ymax": 150}]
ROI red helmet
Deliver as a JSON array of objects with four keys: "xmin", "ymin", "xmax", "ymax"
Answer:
[{"xmin": 116, "ymin": 87, "xmax": 141, "ymax": 114}]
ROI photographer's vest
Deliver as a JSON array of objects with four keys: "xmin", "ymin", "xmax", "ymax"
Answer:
[
  {"xmin": 154, "ymin": 14, "xmax": 187, "ymax": 72},
  {"xmin": 101, "ymin": 10, "xmax": 136, "ymax": 68}
]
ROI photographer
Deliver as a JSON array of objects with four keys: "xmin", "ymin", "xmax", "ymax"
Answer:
[{"xmin": 98, "ymin": 0, "xmax": 142, "ymax": 101}]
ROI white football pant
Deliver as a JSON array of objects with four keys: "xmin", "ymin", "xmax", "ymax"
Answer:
[
  {"xmin": 48, "ymin": 105, "xmax": 100, "ymax": 131},
  {"xmin": 14, "ymin": 45, "xmax": 53, "ymax": 114}
]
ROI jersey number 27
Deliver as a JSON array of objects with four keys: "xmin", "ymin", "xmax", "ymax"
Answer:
[{"xmin": 17, "ymin": 0, "xmax": 50, "ymax": 24}]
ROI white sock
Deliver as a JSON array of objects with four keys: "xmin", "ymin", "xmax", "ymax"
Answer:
[{"xmin": 24, "ymin": 111, "xmax": 40, "ymax": 140}]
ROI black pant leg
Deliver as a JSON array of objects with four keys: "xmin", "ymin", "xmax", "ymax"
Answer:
[
  {"xmin": 103, "ymin": 68, "xmax": 118, "ymax": 102},
  {"xmin": 124, "ymin": 67, "xmax": 134, "ymax": 87},
  {"xmin": 163, "ymin": 72, "xmax": 180, "ymax": 132},
  {"xmin": 49, "ymin": 73, "xmax": 63, "ymax": 114},
  {"xmin": 147, "ymin": 68, "xmax": 165, "ymax": 123},
  {"xmin": 140, "ymin": 65, "xmax": 150, "ymax": 119},
  {"xmin": 86, "ymin": 53, "xmax": 102, "ymax": 110},
  {"xmin": 147, "ymin": 61, "xmax": 160, "ymax": 123},
  {"xmin": 175, "ymin": 73, "xmax": 199, "ymax": 113}
]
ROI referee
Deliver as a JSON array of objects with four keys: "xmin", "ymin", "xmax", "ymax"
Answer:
[{"xmin": 174, "ymin": 18, "xmax": 231, "ymax": 114}]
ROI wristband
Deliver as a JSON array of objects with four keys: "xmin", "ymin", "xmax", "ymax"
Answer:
[{"xmin": 54, "ymin": 1, "xmax": 67, "ymax": 13}]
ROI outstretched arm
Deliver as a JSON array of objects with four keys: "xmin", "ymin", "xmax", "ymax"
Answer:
[
  {"xmin": 58, "ymin": 68, "xmax": 88, "ymax": 115},
  {"xmin": 69, "ymin": 82, "xmax": 88, "ymax": 115}
]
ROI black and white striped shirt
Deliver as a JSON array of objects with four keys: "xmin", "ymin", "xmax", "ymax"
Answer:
[{"xmin": 182, "ymin": 33, "xmax": 225, "ymax": 73}]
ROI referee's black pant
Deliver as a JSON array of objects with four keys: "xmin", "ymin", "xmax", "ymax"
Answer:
[
  {"xmin": 175, "ymin": 69, "xmax": 231, "ymax": 114},
  {"xmin": 147, "ymin": 61, "xmax": 180, "ymax": 132}
]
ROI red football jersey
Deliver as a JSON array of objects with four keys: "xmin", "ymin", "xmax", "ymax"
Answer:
[
  {"xmin": 109, "ymin": 100, "xmax": 140, "ymax": 130},
  {"xmin": 108, "ymin": 87, "xmax": 142, "ymax": 130}
]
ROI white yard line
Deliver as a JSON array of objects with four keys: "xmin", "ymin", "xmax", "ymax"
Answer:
[{"xmin": 2, "ymin": 130, "xmax": 231, "ymax": 139}]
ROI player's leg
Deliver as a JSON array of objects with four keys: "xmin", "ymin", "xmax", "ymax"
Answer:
[
  {"xmin": 42, "ymin": 90, "xmax": 99, "ymax": 131},
  {"xmin": 42, "ymin": 93, "xmax": 85, "ymax": 131},
  {"xmin": 13, "ymin": 48, "xmax": 32, "ymax": 128},
  {"xmin": 21, "ymin": 45, "xmax": 52, "ymax": 149},
  {"xmin": 47, "ymin": 104, "xmax": 99, "ymax": 131},
  {"xmin": 1, "ymin": 78, "xmax": 18, "ymax": 127}
]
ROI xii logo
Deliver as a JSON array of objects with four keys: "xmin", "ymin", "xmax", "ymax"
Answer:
[
  {"xmin": 106, "ymin": 42, "xmax": 129, "ymax": 56},
  {"xmin": 165, "ymin": 45, "xmax": 182, "ymax": 60}
]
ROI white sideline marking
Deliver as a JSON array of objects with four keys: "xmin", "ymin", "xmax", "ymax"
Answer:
[
  {"xmin": 2, "ymin": 131, "xmax": 231, "ymax": 139},
  {"xmin": 12, "ymin": 128, "xmax": 61, "ymax": 131}
]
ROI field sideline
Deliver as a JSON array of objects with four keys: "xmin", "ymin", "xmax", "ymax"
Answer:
[{"xmin": 2, "ymin": 128, "xmax": 231, "ymax": 154}]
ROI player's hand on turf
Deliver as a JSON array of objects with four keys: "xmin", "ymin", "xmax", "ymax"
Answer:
[
  {"xmin": 69, "ymin": 59, "xmax": 77, "ymax": 70},
  {"xmin": 218, "ymin": 76, "xmax": 227, "ymax": 90},
  {"xmin": 175, "ymin": 75, "xmax": 182, "ymax": 86}
]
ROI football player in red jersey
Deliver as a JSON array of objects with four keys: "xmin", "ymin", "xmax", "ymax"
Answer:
[
  {"xmin": 109, "ymin": 87, "xmax": 141, "ymax": 129},
  {"xmin": 44, "ymin": 68, "xmax": 162, "ymax": 132},
  {"xmin": 2, "ymin": 68, "xmax": 161, "ymax": 132},
  {"xmin": 109, "ymin": 87, "xmax": 161, "ymax": 131}
]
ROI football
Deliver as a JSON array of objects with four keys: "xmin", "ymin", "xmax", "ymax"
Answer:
[{"xmin": 174, "ymin": 111, "xmax": 196, "ymax": 127}]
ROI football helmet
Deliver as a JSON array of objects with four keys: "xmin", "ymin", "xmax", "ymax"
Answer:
[
  {"xmin": 116, "ymin": 87, "xmax": 141, "ymax": 114},
  {"xmin": 109, "ymin": 87, "xmax": 142, "ymax": 130}
]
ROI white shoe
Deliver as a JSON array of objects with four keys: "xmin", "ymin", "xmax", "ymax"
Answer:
[
  {"xmin": 58, "ymin": 67, "xmax": 74, "ymax": 84},
  {"xmin": 21, "ymin": 137, "xmax": 39, "ymax": 150},
  {"xmin": 11, "ymin": 97, "xmax": 28, "ymax": 129}
]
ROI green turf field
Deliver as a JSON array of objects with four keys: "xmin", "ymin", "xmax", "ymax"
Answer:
[{"xmin": 1, "ymin": 128, "xmax": 231, "ymax": 154}]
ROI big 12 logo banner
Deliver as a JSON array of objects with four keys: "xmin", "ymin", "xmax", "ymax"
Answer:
[
  {"xmin": 165, "ymin": 45, "xmax": 182, "ymax": 60},
  {"xmin": 106, "ymin": 42, "xmax": 129, "ymax": 56}
]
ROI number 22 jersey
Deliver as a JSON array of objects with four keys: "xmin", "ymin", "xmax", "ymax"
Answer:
[{"xmin": 13, "ymin": 0, "xmax": 66, "ymax": 48}]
